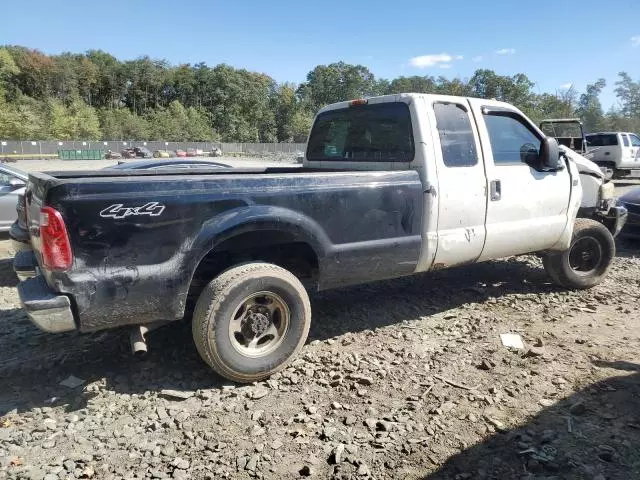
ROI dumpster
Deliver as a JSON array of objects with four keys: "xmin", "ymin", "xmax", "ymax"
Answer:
[{"xmin": 58, "ymin": 149, "xmax": 105, "ymax": 160}]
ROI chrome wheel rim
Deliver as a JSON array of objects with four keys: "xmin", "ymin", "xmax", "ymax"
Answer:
[{"xmin": 228, "ymin": 291, "xmax": 290, "ymax": 358}]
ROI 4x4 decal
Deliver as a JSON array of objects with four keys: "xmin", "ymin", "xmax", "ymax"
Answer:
[{"xmin": 100, "ymin": 202, "xmax": 165, "ymax": 219}]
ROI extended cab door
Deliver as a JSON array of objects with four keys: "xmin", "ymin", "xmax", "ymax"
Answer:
[
  {"xmin": 628, "ymin": 133, "xmax": 640, "ymax": 165},
  {"xmin": 467, "ymin": 99, "xmax": 572, "ymax": 260},
  {"xmin": 426, "ymin": 96, "xmax": 487, "ymax": 267}
]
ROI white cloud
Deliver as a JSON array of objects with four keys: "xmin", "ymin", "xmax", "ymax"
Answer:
[
  {"xmin": 560, "ymin": 83, "xmax": 573, "ymax": 89},
  {"xmin": 472, "ymin": 55, "xmax": 483, "ymax": 62},
  {"xmin": 408, "ymin": 53, "xmax": 462, "ymax": 69},
  {"xmin": 496, "ymin": 48, "xmax": 516, "ymax": 55},
  {"xmin": 632, "ymin": 36, "xmax": 640, "ymax": 47}
]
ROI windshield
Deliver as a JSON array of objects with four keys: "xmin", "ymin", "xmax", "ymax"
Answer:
[
  {"xmin": 306, "ymin": 102, "xmax": 414, "ymax": 162},
  {"xmin": 586, "ymin": 134, "xmax": 618, "ymax": 147},
  {"xmin": 540, "ymin": 122, "xmax": 582, "ymax": 138}
]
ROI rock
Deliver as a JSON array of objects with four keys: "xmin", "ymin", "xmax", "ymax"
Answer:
[
  {"xmin": 245, "ymin": 454, "xmax": 259, "ymax": 472},
  {"xmin": 524, "ymin": 346, "xmax": 546, "ymax": 358},
  {"xmin": 322, "ymin": 426, "xmax": 337, "ymax": 440},
  {"xmin": 306, "ymin": 405, "xmax": 318, "ymax": 414},
  {"xmin": 251, "ymin": 410, "xmax": 264, "ymax": 421},
  {"xmin": 59, "ymin": 375, "xmax": 85, "ymax": 389},
  {"xmin": 63, "ymin": 460, "xmax": 76, "ymax": 471},
  {"xmin": 364, "ymin": 418, "xmax": 377, "ymax": 431},
  {"xmin": 272, "ymin": 439, "xmax": 283, "ymax": 450},
  {"xmin": 172, "ymin": 470, "xmax": 188, "ymax": 480},
  {"xmin": 299, "ymin": 465, "xmax": 313, "ymax": 476},
  {"xmin": 484, "ymin": 416, "xmax": 506, "ymax": 432},
  {"xmin": 25, "ymin": 468, "xmax": 46, "ymax": 480},
  {"xmin": 157, "ymin": 407, "xmax": 169, "ymax": 421},
  {"xmin": 331, "ymin": 402, "xmax": 342, "ymax": 410},
  {"xmin": 172, "ymin": 457, "xmax": 190, "ymax": 470},
  {"xmin": 251, "ymin": 389, "xmax": 269, "ymax": 400},
  {"xmin": 160, "ymin": 390, "xmax": 194, "ymax": 400},
  {"xmin": 357, "ymin": 462, "xmax": 370, "ymax": 476},
  {"xmin": 539, "ymin": 398, "xmax": 555, "ymax": 407},
  {"xmin": 80, "ymin": 466, "xmax": 95, "ymax": 478},
  {"xmin": 44, "ymin": 475, "xmax": 59, "ymax": 480},
  {"xmin": 477, "ymin": 359, "xmax": 495, "ymax": 371},
  {"xmin": 344, "ymin": 415, "xmax": 357, "ymax": 426},
  {"xmin": 349, "ymin": 375, "xmax": 373, "ymax": 386},
  {"xmin": 329, "ymin": 444, "xmax": 345, "ymax": 464},
  {"xmin": 569, "ymin": 400, "xmax": 587, "ymax": 416}
]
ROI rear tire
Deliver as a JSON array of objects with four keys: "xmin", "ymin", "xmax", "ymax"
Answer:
[
  {"xmin": 543, "ymin": 218, "xmax": 615, "ymax": 289},
  {"xmin": 192, "ymin": 262, "xmax": 311, "ymax": 383}
]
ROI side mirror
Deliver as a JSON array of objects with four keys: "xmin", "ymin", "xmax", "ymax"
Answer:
[
  {"xmin": 9, "ymin": 178, "xmax": 25, "ymax": 189},
  {"xmin": 539, "ymin": 137, "xmax": 561, "ymax": 171}
]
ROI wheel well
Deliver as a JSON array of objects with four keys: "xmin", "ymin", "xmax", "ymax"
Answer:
[{"xmin": 187, "ymin": 230, "xmax": 319, "ymax": 312}]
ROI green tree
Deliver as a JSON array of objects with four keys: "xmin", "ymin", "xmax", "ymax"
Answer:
[
  {"xmin": 297, "ymin": 62, "xmax": 378, "ymax": 111},
  {"xmin": 576, "ymin": 78, "xmax": 606, "ymax": 132}
]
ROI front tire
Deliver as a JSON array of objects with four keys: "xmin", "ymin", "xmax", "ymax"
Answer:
[
  {"xmin": 543, "ymin": 218, "xmax": 615, "ymax": 289},
  {"xmin": 192, "ymin": 262, "xmax": 311, "ymax": 383}
]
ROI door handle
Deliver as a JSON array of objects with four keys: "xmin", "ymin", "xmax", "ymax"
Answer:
[{"xmin": 490, "ymin": 180, "xmax": 501, "ymax": 201}]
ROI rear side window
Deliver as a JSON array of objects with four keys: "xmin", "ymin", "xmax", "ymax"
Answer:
[
  {"xmin": 630, "ymin": 134, "xmax": 640, "ymax": 147},
  {"xmin": 622, "ymin": 135, "xmax": 630, "ymax": 147},
  {"xmin": 433, "ymin": 103, "xmax": 478, "ymax": 167},
  {"xmin": 306, "ymin": 102, "xmax": 414, "ymax": 162},
  {"xmin": 586, "ymin": 134, "xmax": 619, "ymax": 147},
  {"xmin": 483, "ymin": 113, "xmax": 541, "ymax": 165}
]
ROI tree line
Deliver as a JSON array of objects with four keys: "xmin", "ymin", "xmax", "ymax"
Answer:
[{"xmin": 0, "ymin": 45, "xmax": 639, "ymax": 142}]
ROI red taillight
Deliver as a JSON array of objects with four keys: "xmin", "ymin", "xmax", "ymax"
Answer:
[
  {"xmin": 349, "ymin": 99, "xmax": 368, "ymax": 106},
  {"xmin": 39, "ymin": 206, "xmax": 73, "ymax": 271}
]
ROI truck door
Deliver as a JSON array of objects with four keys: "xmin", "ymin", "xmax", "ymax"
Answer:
[
  {"xmin": 621, "ymin": 134, "xmax": 633, "ymax": 167},
  {"xmin": 427, "ymin": 97, "xmax": 487, "ymax": 267},
  {"xmin": 467, "ymin": 99, "xmax": 572, "ymax": 260},
  {"xmin": 629, "ymin": 133, "xmax": 640, "ymax": 164}
]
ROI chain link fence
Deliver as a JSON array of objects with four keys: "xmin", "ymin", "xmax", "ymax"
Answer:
[{"xmin": 0, "ymin": 140, "xmax": 307, "ymax": 158}]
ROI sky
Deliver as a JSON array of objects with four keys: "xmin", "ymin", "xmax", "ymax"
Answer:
[{"xmin": 1, "ymin": 0, "xmax": 639, "ymax": 108}]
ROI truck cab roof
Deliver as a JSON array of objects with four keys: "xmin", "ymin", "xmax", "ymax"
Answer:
[{"xmin": 316, "ymin": 93, "xmax": 519, "ymax": 115}]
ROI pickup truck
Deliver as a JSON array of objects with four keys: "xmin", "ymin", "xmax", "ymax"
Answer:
[
  {"xmin": 586, "ymin": 131, "xmax": 640, "ymax": 178},
  {"xmin": 15, "ymin": 94, "xmax": 626, "ymax": 383}
]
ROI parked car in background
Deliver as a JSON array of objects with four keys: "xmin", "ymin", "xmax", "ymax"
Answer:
[
  {"xmin": 186, "ymin": 148, "xmax": 205, "ymax": 157},
  {"xmin": 153, "ymin": 150, "xmax": 172, "ymax": 158},
  {"xmin": 586, "ymin": 132, "xmax": 640, "ymax": 178},
  {"xmin": 0, "ymin": 164, "xmax": 27, "ymax": 234},
  {"xmin": 105, "ymin": 150, "xmax": 123, "ymax": 160},
  {"xmin": 121, "ymin": 149, "xmax": 137, "ymax": 159},
  {"xmin": 210, "ymin": 147, "xmax": 223, "ymax": 157},
  {"xmin": 176, "ymin": 149, "xmax": 187, "ymax": 157},
  {"xmin": 616, "ymin": 188, "xmax": 640, "ymax": 238}
]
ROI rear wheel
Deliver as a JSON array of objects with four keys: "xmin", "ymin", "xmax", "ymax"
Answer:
[
  {"xmin": 192, "ymin": 262, "xmax": 311, "ymax": 383},
  {"xmin": 543, "ymin": 218, "xmax": 615, "ymax": 289}
]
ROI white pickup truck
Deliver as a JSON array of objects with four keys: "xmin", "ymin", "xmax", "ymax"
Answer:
[
  {"xmin": 586, "ymin": 131, "xmax": 640, "ymax": 177},
  {"xmin": 15, "ymin": 93, "xmax": 627, "ymax": 383}
]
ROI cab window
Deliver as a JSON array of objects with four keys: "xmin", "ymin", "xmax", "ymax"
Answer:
[
  {"xmin": 483, "ymin": 113, "xmax": 541, "ymax": 165},
  {"xmin": 433, "ymin": 102, "xmax": 478, "ymax": 167}
]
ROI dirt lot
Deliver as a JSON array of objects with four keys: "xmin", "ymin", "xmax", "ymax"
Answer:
[{"xmin": 1, "ymin": 165, "xmax": 640, "ymax": 479}]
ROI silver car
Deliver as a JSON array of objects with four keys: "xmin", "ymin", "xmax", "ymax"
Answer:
[{"xmin": 0, "ymin": 164, "xmax": 27, "ymax": 232}]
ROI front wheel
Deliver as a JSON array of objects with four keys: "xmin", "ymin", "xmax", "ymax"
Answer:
[
  {"xmin": 543, "ymin": 218, "xmax": 615, "ymax": 289},
  {"xmin": 192, "ymin": 262, "xmax": 311, "ymax": 383}
]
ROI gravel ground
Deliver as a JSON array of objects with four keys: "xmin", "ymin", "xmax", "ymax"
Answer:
[
  {"xmin": 1, "ymin": 236, "xmax": 640, "ymax": 480},
  {"xmin": 1, "ymin": 163, "xmax": 640, "ymax": 479}
]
